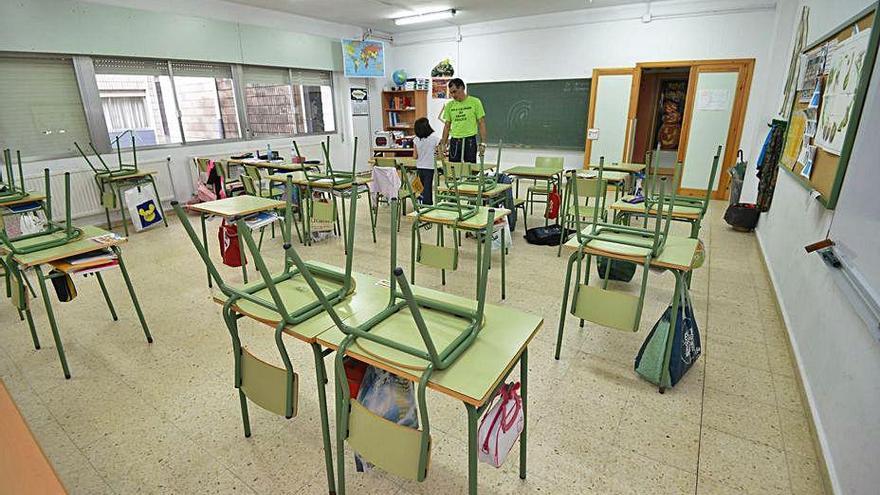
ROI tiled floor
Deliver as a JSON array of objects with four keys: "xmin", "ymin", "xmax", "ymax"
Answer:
[{"xmin": 0, "ymin": 199, "xmax": 825, "ymax": 494}]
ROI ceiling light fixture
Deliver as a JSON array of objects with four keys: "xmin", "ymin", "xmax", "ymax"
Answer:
[{"xmin": 394, "ymin": 9, "xmax": 456, "ymax": 26}]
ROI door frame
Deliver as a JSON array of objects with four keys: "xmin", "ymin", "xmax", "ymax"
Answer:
[{"xmin": 583, "ymin": 67, "xmax": 638, "ymax": 167}]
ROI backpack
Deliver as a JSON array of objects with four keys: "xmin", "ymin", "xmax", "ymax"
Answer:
[
  {"xmin": 218, "ymin": 220, "xmax": 245, "ymax": 267},
  {"xmin": 523, "ymin": 225, "xmax": 572, "ymax": 246},
  {"xmin": 724, "ymin": 203, "xmax": 760, "ymax": 231},
  {"xmin": 634, "ymin": 281, "xmax": 702, "ymax": 389},
  {"xmin": 596, "ymin": 256, "xmax": 637, "ymax": 282}
]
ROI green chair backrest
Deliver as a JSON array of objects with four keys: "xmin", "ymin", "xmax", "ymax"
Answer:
[
  {"xmin": 239, "ymin": 173, "xmax": 258, "ymax": 196},
  {"xmin": 535, "ymin": 156, "xmax": 564, "ymax": 170},
  {"xmin": 194, "ymin": 157, "xmax": 210, "ymax": 174}
]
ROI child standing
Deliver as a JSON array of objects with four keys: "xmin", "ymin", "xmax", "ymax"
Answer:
[{"xmin": 413, "ymin": 117, "xmax": 439, "ymax": 205}]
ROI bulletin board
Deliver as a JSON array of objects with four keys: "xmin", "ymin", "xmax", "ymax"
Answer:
[{"xmin": 780, "ymin": 5, "xmax": 880, "ymax": 209}]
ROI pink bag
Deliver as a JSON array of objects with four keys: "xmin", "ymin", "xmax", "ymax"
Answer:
[{"xmin": 477, "ymin": 382, "xmax": 524, "ymax": 468}]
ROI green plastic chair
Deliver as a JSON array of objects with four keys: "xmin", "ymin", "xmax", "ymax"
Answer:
[
  {"xmin": 526, "ymin": 156, "xmax": 563, "ymax": 216},
  {"xmin": 170, "ymin": 159, "xmax": 361, "ymax": 495},
  {"xmin": 283, "ymin": 198, "xmax": 493, "ymax": 492},
  {"xmin": 1, "ymin": 149, "xmax": 29, "ymax": 202},
  {"xmin": 556, "ymin": 175, "xmax": 608, "ymax": 257},
  {"xmin": 0, "ymin": 169, "xmax": 82, "ymax": 256},
  {"xmin": 642, "ymin": 146, "xmax": 721, "ymax": 237},
  {"xmin": 243, "ymin": 165, "xmax": 284, "ymax": 199},
  {"xmin": 554, "ymin": 160, "xmax": 680, "ymax": 359}
]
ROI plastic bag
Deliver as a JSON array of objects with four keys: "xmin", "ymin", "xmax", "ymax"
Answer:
[
  {"xmin": 125, "ymin": 187, "xmax": 164, "ymax": 232},
  {"xmin": 477, "ymin": 382, "xmax": 524, "ymax": 468}
]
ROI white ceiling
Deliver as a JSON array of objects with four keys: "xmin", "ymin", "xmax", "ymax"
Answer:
[{"xmin": 224, "ymin": 0, "xmax": 655, "ymax": 33}]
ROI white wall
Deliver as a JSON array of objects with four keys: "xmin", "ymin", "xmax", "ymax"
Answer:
[
  {"xmin": 387, "ymin": 0, "xmax": 778, "ymax": 170},
  {"xmin": 754, "ymin": 1, "xmax": 880, "ymax": 494}
]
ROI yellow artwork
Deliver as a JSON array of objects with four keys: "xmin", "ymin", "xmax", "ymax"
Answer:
[{"xmin": 782, "ymin": 110, "xmax": 806, "ymax": 169}]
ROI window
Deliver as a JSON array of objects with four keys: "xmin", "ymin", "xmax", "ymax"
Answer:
[
  {"xmin": 170, "ymin": 62, "xmax": 240, "ymax": 142},
  {"xmin": 291, "ymin": 69, "xmax": 335, "ymax": 134},
  {"xmin": 93, "ymin": 58, "xmax": 181, "ymax": 147},
  {"xmin": 0, "ymin": 56, "xmax": 91, "ymax": 158},
  {"xmin": 242, "ymin": 66, "xmax": 335, "ymax": 137},
  {"xmin": 242, "ymin": 66, "xmax": 299, "ymax": 138}
]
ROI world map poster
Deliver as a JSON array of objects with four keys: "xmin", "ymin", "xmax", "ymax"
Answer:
[{"xmin": 342, "ymin": 39, "xmax": 385, "ymax": 78}]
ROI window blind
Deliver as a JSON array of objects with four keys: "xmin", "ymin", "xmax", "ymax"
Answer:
[
  {"xmin": 242, "ymin": 66, "xmax": 290, "ymax": 86},
  {"xmin": 0, "ymin": 57, "xmax": 91, "ymax": 158},
  {"xmin": 93, "ymin": 57, "xmax": 169, "ymax": 76},
  {"xmin": 290, "ymin": 69, "xmax": 332, "ymax": 87}
]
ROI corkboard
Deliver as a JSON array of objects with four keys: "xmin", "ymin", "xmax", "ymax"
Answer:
[{"xmin": 782, "ymin": 7, "xmax": 878, "ymax": 208}]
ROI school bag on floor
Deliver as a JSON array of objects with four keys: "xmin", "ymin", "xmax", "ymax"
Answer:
[
  {"xmin": 634, "ymin": 280, "xmax": 702, "ymax": 388},
  {"xmin": 218, "ymin": 220, "xmax": 245, "ymax": 267},
  {"xmin": 478, "ymin": 382, "xmax": 524, "ymax": 468},
  {"xmin": 596, "ymin": 256, "xmax": 636, "ymax": 282}
]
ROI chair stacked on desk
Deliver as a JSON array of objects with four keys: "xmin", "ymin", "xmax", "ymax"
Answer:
[{"xmin": 555, "ymin": 161, "xmax": 681, "ymax": 359}]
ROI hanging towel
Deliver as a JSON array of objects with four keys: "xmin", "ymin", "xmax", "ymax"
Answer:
[{"xmin": 369, "ymin": 166, "xmax": 402, "ymax": 202}]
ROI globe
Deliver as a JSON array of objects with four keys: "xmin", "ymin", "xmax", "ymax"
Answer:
[{"xmin": 392, "ymin": 69, "xmax": 407, "ymax": 86}]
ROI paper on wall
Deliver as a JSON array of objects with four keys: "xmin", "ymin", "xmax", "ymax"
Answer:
[
  {"xmin": 815, "ymin": 29, "xmax": 871, "ymax": 155},
  {"xmin": 798, "ymin": 143, "xmax": 817, "ymax": 179},
  {"xmin": 696, "ymin": 89, "xmax": 731, "ymax": 111}
]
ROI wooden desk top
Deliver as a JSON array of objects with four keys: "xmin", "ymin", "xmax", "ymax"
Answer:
[
  {"xmin": 290, "ymin": 176, "xmax": 371, "ymax": 190},
  {"xmin": 0, "ymin": 194, "xmax": 46, "ymax": 208},
  {"xmin": 610, "ymin": 197, "xmax": 702, "ymax": 220},
  {"xmin": 587, "ymin": 162, "xmax": 646, "ymax": 173},
  {"xmin": 504, "ymin": 166, "xmax": 562, "ymax": 179},
  {"xmin": 316, "ymin": 277, "xmax": 542, "ymax": 407},
  {"xmin": 3, "ymin": 225, "xmax": 125, "ymax": 268},
  {"xmin": 0, "ymin": 380, "xmax": 66, "ymax": 495},
  {"xmin": 562, "ymin": 229, "xmax": 700, "ymax": 272},
  {"xmin": 437, "ymin": 182, "xmax": 511, "ymax": 197},
  {"xmin": 573, "ymin": 170, "xmax": 629, "ymax": 183},
  {"xmin": 188, "ymin": 195, "xmax": 285, "ymax": 218},
  {"xmin": 407, "ymin": 206, "xmax": 509, "ymax": 230},
  {"xmin": 96, "ymin": 169, "xmax": 157, "ymax": 182}
]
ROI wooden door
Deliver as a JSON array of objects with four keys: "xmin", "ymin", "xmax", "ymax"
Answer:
[
  {"xmin": 678, "ymin": 61, "xmax": 754, "ymax": 199},
  {"xmin": 583, "ymin": 68, "xmax": 638, "ymax": 166}
]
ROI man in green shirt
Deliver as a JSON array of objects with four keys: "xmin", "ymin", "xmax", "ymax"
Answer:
[{"xmin": 440, "ymin": 78, "xmax": 487, "ymax": 163}]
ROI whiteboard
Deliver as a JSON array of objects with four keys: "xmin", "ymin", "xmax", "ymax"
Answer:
[{"xmin": 829, "ymin": 41, "xmax": 880, "ymax": 306}]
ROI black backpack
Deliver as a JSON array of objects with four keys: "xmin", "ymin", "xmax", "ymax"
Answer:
[
  {"xmin": 523, "ymin": 225, "xmax": 573, "ymax": 246},
  {"xmin": 724, "ymin": 203, "xmax": 760, "ymax": 231}
]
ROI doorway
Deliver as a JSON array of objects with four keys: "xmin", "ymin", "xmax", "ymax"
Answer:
[{"xmin": 631, "ymin": 68, "xmax": 690, "ymax": 176}]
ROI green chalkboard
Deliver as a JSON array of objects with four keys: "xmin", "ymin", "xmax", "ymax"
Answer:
[{"xmin": 468, "ymin": 78, "xmax": 590, "ymax": 150}]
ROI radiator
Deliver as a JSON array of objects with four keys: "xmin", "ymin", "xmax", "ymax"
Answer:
[{"xmin": 22, "ymin": 160, "xmax": 175, "ymax": 221}]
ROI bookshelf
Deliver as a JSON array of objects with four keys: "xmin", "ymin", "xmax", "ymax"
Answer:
[{"xmin": 382, "ymin": 90, "xmax": 428, "ymax": 133}]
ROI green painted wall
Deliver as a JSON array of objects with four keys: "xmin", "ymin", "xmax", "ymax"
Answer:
[{"xmin": 0, "ymin": 0, "xmax": 343, "ymax": 71}]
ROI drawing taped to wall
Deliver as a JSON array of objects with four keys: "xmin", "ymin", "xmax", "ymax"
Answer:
[{"xmin": 816, "ymin": 29, "xmax": 871, "ymax": 155}]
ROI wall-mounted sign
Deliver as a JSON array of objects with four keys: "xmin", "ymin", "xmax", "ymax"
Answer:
[{"xmin": 350, "ymin": 88, "xmax": 369, "ymax": 116}]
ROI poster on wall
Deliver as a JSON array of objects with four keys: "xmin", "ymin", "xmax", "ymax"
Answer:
[
  {"xmin": 655, "ymin": 80, "xmax": 687, "ymax": 150},
  {"xmin": 798, "ymin": 46, "xmax": 828, "ymax": 102},
  {"xmin": 432, "ymin": 77, "xmax": 451, "ymax": 99},
  {"xmin": 696, "ymin": 89, "xmax": 731, "ymax": 111},
  {"xmin": 350, "ymin": 88, "xmax": 369, "ymax": 116},
  {"xmin": 815, "ymin": 29, "xmax": 871, "ymax": 155},
  {"xmin": 781, "ymin": 109, "xmax": 807, "ymax": 169},
  {"xmin": 341, "ymin": 39, "xmax": 385, "ymax": 78}
]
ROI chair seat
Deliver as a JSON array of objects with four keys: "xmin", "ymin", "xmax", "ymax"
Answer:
[
  {"xmin": 528, "ymin": 184, "xmax": 552, "ymax": 193},
  {"xmin": 220, "ymin": 265, "xmax": 355, "ymax": 326},
  {"xmin": 513, "ymin": 198, "xmax": 526, "ymax": 207},
  {"xmin": 585, "ymin": 231, "xmax": 655, "ymax": 258}
]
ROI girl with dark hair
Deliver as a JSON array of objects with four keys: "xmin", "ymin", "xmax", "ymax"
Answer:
[{"xmin": 413, "ymin": 117, "xmax": 439, "ymax": 205}]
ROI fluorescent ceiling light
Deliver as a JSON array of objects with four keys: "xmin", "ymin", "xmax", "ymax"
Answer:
[{"xmin": 394, "ymin": 9, "xmax": 456, "ymax": 26}]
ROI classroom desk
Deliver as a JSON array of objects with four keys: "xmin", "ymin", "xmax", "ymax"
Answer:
[
  {"xmin": 188, "ymin": 196, "xmax": 287, "ymax": 287},
  {"xmin": 372, "ymin": 146, "xmax": 414, "ymax": 157},
  {"xmin": 2, "ymin": 225, "xmax": 152, "ymax": 379},
  {"xmin": 557, "ymin": 229, "xmax": 701, "ymax": 392},
  {"xmin": 406, "ymin": 206, "xmax": 510, "ymax": 300},
  {"xmin": 317, "ymin": 277, "xmax": 541, "ymax": 494},
  {"xmin": 0, "ymin": 379, "xmax": 66, "ymax": 494},
  {"xmin": 0, "ymin": 193, "xmax": 46, "ymax": 209},
  {"xmin": 227, "ymin": 159, "xmax": 320, "ymax": 174},
  {"xmin": 94, "ymin": 169, "xmax": 168, "ymax": 237},
  {"xmin": 586, "ymin": 162, "xmax": 646, "ymax": 174},
  {"xmin": 368, "ymin": 157, "xmax": 498, "ymax": 172},
  {"xmin": 280, "ymin": 176, "xmax": 372, "ymax": 251},
  {"xmin": 610, "ymin": 196, "xmax": 704, "ymax": 238},
  {"xmin": 436, "ymin": 182, "xmax": 511, "ymax": 208},
  {"xmin": 213, "ymin": 262, "xmax": 541, "ymax": 495}
]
